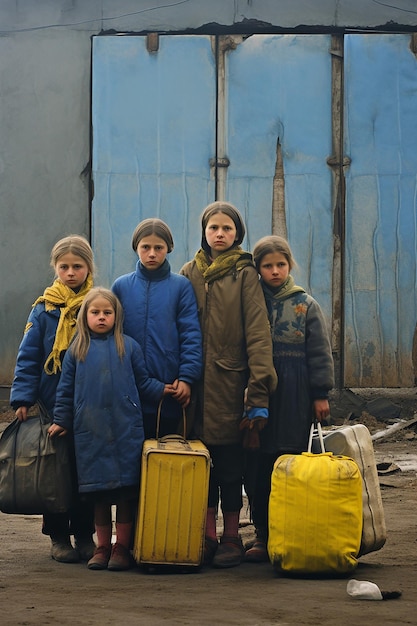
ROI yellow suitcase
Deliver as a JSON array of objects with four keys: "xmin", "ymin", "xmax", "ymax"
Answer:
[
  {"xmin": 133, "ymin": 406, "xmax": 210, "ymax": 568},
  {"xmin": 268, "ymin": 423, "xmax": 363, "ymax": 576}
]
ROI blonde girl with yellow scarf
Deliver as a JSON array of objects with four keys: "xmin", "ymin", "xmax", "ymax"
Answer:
[{"xmin": 10, "ymin": 234, "xmax": 95, "ymax": 565}]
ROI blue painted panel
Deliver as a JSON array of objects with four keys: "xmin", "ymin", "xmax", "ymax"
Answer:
[
  {"xmin": 92, "ymin": 35, "xmax": 216, "ymax": 283},
  {"xmin": 344, "ymin": 34, "xmax": 417, "ymax": 386},
  {"xmin": 226, "ymin": 35, "xmax": 333, "ymax": 321}
]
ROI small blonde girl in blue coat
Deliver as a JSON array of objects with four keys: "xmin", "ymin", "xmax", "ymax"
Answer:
[{"xmin": 49, "ymin": 288, "xmax": 174, "ymax": 571}]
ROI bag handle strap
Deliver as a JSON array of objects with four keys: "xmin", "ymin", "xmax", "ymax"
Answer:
[
  {"xmin": 307, "ymin": 420, "xmax": 325, "ymax": 454},
  {"xmin": 156, "ymin": 397, "xmax": 187, "ymax": 440}
]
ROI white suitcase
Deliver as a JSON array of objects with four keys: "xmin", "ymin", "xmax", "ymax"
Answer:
[{"xmin": 317, "ymin": 424, "xmax": 386, "ymax": 556}]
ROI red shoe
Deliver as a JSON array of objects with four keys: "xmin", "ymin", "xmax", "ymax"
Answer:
[
  {"xmin": 212, "ymin": 536, "xmax": 244, "ymax": 569},
  {"xmin": 87, "ymin": 545, "xmax": 111, "ymax": 570},
  {"xmin": 245, "ymin": 540, "xmax": 269, "ymax": 563},
  {"xmin": 107, "ymin": 543, "xmax": 131, "ymax": 571},
  {"xmin": 203, "ymin": 537, "xmax": 219, "ymax": 565}
]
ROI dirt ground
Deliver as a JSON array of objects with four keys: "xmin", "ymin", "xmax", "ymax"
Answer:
[{"xmin": 0, "ymin": 389, "xmax": 416, "ymax": 626}]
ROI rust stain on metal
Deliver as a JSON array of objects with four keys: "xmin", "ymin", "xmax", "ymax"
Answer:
[{"xmin": 271, "ymin": 138, "xmax": 287, "ymax": 238}]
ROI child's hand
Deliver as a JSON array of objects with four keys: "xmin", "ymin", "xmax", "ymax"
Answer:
[
  {"xmin": 48, "ymin": 424, "xmax": 67, "ymax": 437},
  {"xmin": 163, "ymin": 383, "xmax": 177, "ymax": 396},
  {"xmin": 171, "ymin": 380, "xmax": 191, "ymax": 408},
  {"xmin": 15, "ymin": 406, "xmax": 28, "ymax": 422},
  {"xmin": 313, "ymin": 399, "xmax": 330, "ymax": 422},
  {"xmin": 239, "ymin": 413, "xmax": 267, "ymax": 449},
  {"xmin": 240, "ymin": 415, "xmax": 267, "ymax": 431}
]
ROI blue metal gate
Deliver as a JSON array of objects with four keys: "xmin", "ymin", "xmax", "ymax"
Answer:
[
  {"xmin": 223, "ymin": 34, "xmax": 333, "ymax": 316},
  {"xmin": 92, "ymin": 35, "xmax": 216, "ymax": 281},
  {"xmin": 92, "ymin": 33, "xmax": 417, "ymax": 387},
  {"xmin": 344, "ymin": 34, "xmax": 417, "ymax": 386},
  {"xmin": 92, "ymin": 34, "xmax": 333, "ymax": 303}
]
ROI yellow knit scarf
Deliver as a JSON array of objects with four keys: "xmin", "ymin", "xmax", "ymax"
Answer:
[
  {"xmin": 33, "ymin": 275, "xmax": 93, "ymax": 374},
  {"xmin": 195, "ymin": 247, "xmax": 254, "ymax": 283}
]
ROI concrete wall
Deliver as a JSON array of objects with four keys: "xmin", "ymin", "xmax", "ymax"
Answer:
[
  {"xmin": 1, "ymin": 0, "xmax": 417, "ymax": 397},
  {"xmin": 0, "ymin": 27, "xmax": 92, "ymax": 394}
]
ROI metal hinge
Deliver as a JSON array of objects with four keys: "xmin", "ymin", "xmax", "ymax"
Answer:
[
  {"xmin": 327, "ymin": 155, "xmax": 351, "ymax": 168},
  {"xmin": 209, "ymin": 157, "xmax": 230, "ymax": 168},
  {"xmin": 146, "ymin": 33, "xmax": 159, "ymax": 53}
]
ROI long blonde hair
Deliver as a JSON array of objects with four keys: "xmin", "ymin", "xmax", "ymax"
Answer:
[{"xmin": 70, "ymin": 288, "xmax": 125, "ymax": 361}]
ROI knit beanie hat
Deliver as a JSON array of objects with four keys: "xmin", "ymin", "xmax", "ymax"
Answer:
[
  {"xmin": 200, "ymin": 201, "xmax": 246, "ymax": 254},
  {"xmin": 131, "ymin": 218, "xmax": 174, "ymax": 253}
]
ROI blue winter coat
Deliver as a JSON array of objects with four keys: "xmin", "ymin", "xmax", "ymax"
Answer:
[
  {"xmin": 10, "ymin": 303, "xmax": 62, "ymax": 413},
  {"xmin": 112, "ymin": 260, "xmax": 202, "ymax": 421},
  {"xmin": 53, "ymin": 332, "xmax": 164, "ymax": 493}
]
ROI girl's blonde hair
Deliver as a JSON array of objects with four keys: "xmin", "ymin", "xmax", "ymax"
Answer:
[
  {"xmin": 70, "ymin": 288, "xmax": 125, "ymax": 361},
  {"xmin": 131, "ymin": 218, "xmax": 174, "ymax": 253},
  {"xmin": 51, "ymin": 235, "xmax": 95, "ymax": 276},
  {"xmin": 253, "ymin": 235, "xmax": 297, "ymax": 273}
]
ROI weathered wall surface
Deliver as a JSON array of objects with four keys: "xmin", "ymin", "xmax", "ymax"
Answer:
[
  {"xmin": 1, "ymin": 1, "xmax": 417, "ymax": 395},
  {"xmin": 0, "ymin": 27, "xmax": 92, "ymax": 391}
]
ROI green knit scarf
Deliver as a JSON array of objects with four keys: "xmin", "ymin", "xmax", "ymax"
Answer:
[
  {"xmin": 262, "ymin": 275, "xmax": 305, "ymax": 301},
  {"xmin": 195, "ymin": 247, "xmax": 254, "ymax": 283}
]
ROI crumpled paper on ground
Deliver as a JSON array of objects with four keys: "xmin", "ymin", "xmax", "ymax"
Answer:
[{"xmin": 347, "ymin": 579, "xmax": 402, "ymax": 601}]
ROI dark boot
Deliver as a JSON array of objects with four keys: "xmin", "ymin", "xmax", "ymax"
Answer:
[
  {"xmin": 50, "ymin": 535, "xmax": 79, "ymax": 563},
  {"xmin": 74, "ymin": 535, "xmax": 96, "ymax": 561}
]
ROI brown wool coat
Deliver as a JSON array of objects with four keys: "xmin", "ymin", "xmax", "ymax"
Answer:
[{"xmin": 180, "ymin": 259, "xmax": 277, "ymax": 446}]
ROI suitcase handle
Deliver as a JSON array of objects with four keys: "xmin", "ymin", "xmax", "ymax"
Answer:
[
  {"xmin": 156, "ymin": 398, "xmax": 186, "ymax": 440},
  {"xmin": 307, "ymin": 421, "xmax": 326, "ymax": 453},
  {"xmin": 157, "ymin": 434, "xmax": 192, "ymax": 450}
]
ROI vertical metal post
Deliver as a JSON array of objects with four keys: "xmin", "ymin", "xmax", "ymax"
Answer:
[
  {"xmin": 410, "ymin": 32, "xmax": 417, "ymax": 56},
  {"xmin": 327, "ymin": 34, "xmax": 349, "ymax": 390},
  {"xmin": 215, "ymin": 36, "xmax": 243, "ymax": 200},
  {"xmin": 216, "ymin": 36, "xmax": 227, "ymax": 200}
]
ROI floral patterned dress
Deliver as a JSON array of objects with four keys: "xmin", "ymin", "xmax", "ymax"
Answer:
[{"xmin": 259, "ymin": 278, "xmax": 334, "ymax": 455}]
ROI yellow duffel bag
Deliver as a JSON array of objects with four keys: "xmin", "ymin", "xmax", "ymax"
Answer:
[{"xmin": 268, "ymin": 423, "xmax": 363, "ymax": 576}]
